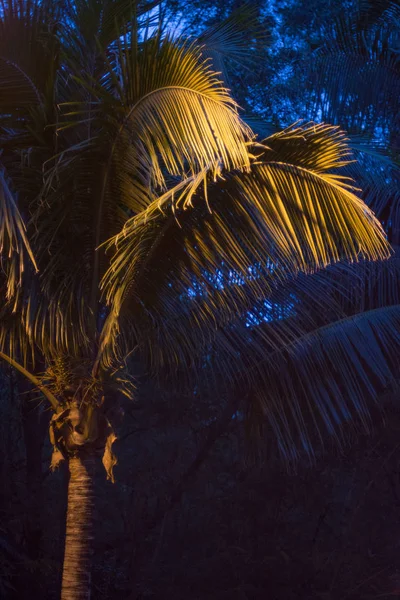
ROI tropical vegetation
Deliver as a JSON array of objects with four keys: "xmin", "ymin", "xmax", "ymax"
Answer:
[{"xmin": 1, "ymin": 0, "xmax": 399, "ymax": 598}]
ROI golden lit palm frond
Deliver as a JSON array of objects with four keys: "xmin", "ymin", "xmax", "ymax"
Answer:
[
  {"xmin": 260, "ymin": 122, "xmax": 355, "ymax": 172},
  {"xmin": 59, "ymin": 28, "xmax": 253, "ymax": 191},
  {"xmin": 96, "ymin": 32, "xmax": 254, "ymax": 191},
  {"xmin": 96, "ymin": 123, "xmax": 390, "ymax": 371}
]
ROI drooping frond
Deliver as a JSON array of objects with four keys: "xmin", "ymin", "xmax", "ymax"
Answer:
[
  {"xmin": 0, "ymin": 169, "xmax": 37, "ymax": 303},
  {"xmin": 95, "ymin": 33, "xmax": 254, "ymax": 188},
  {"xmin": 145, "ymin": 256, "xmax": 400, "ymax": 464},
  {"xmin": 342, "ymin": 136, "xmax": 400, "ymax": 243},
  {"xmin": 242, "ymin": 256, "xmax": 400, "ymax": 463},
  {"xmin": 249, "ymin": 304, "xmax": 400, "ymax": 464},
  {"xmin": 97, "ymin": 123, "xmax": 390, "ymax": 371},
  {"xmin": 357, "ymin": 0, "xmax": 400, "ymax": 29}
]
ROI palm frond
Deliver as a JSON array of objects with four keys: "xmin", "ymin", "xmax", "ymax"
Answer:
[
  {"xmin": 64, "ymin": 0, "xmax": 160, "ymax": 51},
  {"xmin": 249, "ymin": 304, "xmax": 400, "ymax": 463},
  {"xmin": 97, "ymin": 123, "xmax": 390, "ymax": 370},
  {"xmin": 0, "ymin": 169, "xmax": 37, "ymax": 303},
  {"xmin": 97, "ymin": 33, "xmax": 254, "ymax": 184},
  {"xmin": 0, "ymin": 349, "xmax": 59, "ymax": 409},
  {"xmin": 304, "ymin": 15, "xmax": 400, "ymax": 131},
  {"xmin": 357, "ymin": 0, "xmax": 400, "ymax": 30},
  {"xmin": 150, "ymin": 256, "xmax": 400, "ymax": 464},
  {"xmin": 260, "ymin": 122, "xmax": 355, "ymax": 172},
  {"xmin": 0, "ymin": 0, "xmax": 60, "ymax": 112},
  {"xmin": 203, "ymin": 256, "xmax": 400, "ymax": 463},
  {"xmin": 338, "ymin": 134, "xmax": 400, "ymax": 242}
]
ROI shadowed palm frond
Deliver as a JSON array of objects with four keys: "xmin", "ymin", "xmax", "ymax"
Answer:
[
  {"xmin": 197, "ymin": 2, "xmax": 269, "ymax": 82},
  {"xmin": 248, "ymin": 305, "xmax": 400, "ymax": 464},
  {"xmin": 357, "ymin": 0, "xmax": 400, "ymax": 29},
  {"xmin": 304, "ymin": 14, "xmax": 400, "ymax": 131},
  {"xmin": 0, "ymin": 170, "xmax": 37, "ymax": 304},
  {"xmin": 134, "ymin": 256, "xmax": 400, "ymax": 465},
  {"xmin": 221, "ymin": 256, "xmax": 400, "ymax": 463},
  {"xmin": 64, "ymin": 0, "xmax": 161, "ymax": 50},
  {"xmin": 243, "ymin": 256, "xmax": 400, "ymax": 463},
  {"xmin": 341, "ymin": 136, "xmax": 400, "ymax": 243},
  {"xmin": 0, "ymin": 0, "xmax": 60, "ymax": 112}
]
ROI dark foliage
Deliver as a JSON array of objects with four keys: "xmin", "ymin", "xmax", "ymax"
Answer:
[{"xmin": 2, "ymin": 367, "xmax": 400, "ymax": 599}]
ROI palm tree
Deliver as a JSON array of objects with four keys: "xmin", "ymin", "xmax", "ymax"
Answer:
[{"xmin": 0, "ymin": 1, "xmax": 392, "ymax": 597}]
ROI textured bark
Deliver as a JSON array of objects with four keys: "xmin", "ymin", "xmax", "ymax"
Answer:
[{"xmin": 61, "ymin": 453, "xmax": 96, "ymax": 600}]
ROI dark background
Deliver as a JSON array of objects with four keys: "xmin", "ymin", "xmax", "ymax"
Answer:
[{"xmin": 3, "ymin": 371, "xmax": 400, "ymax": 599}]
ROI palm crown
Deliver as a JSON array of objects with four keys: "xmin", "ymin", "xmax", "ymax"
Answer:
[
  {"xmin": 0, "ymin": 0, "xmax": 394, "ymax": 450},
  {"xmin": 0, "ymin": 1, "xmax": 388, "ymax": 371}
]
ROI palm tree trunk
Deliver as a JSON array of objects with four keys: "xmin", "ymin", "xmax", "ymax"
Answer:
[{"xmin": 61, "ymin": 452, "xmax": 96, "ymax": 600}]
